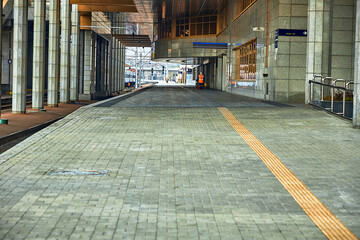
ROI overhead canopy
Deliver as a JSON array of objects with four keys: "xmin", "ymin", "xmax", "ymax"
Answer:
[
  {"xmin": 70, "ymin": 0, "xmax": 137, "ymax": 12},
  {"xmin": 114, "ymin": 34, "xmax": 151, "ymax": 47}
]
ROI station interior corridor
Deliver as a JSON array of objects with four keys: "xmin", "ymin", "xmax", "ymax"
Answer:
[{"xmin": 0, "ymin": 85, "xmax": 359, "ymax": 239}]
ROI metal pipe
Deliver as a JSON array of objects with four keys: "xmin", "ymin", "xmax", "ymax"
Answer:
[
  {"xmin": 342, "ymin": 88, "xmax": 346, "ymax": 116},
  {"xmin": 321, "ymin": 77, "xmax": 332, "ymax": 101},
  {"xmin": 332, "ymin": 79, "xmax": 346, "ymax": 115},
  {"xmin": 346, "ymin": 81, "xmax": 354, "ymax": 89}
]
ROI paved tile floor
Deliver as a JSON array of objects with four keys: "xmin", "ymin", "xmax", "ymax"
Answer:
[{"xmin": 0, "ymin": 86, "xmax": 359, "ymax": 239}]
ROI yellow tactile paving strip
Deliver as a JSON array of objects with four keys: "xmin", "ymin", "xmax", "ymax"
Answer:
[{"xmin": 218, "ymin": 107, "xmax": 358, "ymax": 240}]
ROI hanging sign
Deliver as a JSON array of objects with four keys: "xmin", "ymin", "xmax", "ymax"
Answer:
[{"xmin": 277, "ymin": 29, "xmax": 307, "ymax": 37}]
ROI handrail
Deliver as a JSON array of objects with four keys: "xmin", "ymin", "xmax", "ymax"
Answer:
[
  {"xmin": 321, "ymin": 77, "xmax": 332, "ymax": 100},
  {"xmin": 346, "ymin": 81, "xmax": 354, "ymax": 89},
  {"xmin": 308, "ymin": 79, "xmax": 354, "ymax": 119},
  {"xmin": 331, "ymin": 79, "xmax": 346, "ymax": 113},
  {"xmin": 308, "ymin": 80, "xmax": 353, "ymax": 92}
]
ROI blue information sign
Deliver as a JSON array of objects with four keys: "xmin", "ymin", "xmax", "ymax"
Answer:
[{"xmin": 277, "ymin": 29, "xmax": 307, "ymax": 37}]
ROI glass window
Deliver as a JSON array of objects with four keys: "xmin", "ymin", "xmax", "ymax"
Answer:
[
  {"xmin": 203, "ymin": 23, "xmax": 209, "ymax": 35},
  {"xmin": 196, "ymin": 24, "xmax": 202, "ymax": 35},
  {"xmin": 210, "ymin": 23, "xmax": 217, "ymax": 34},
  {"xmin": 235, "ymin": 38, "xmax": 257, "ymax": 81},
  {"xmin": 190, "ymin": 24, "xmax": 196, "ymax": 35},
  {"xmin": 235, "ymin": 0, "xmax": 257, "ymax": 20}
]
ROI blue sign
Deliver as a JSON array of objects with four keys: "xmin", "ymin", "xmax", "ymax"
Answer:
[{"xmin": 277, "ymin": 29, "xmax": 307, "ymax": 37}]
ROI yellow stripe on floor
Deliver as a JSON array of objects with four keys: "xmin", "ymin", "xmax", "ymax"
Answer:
[{"xmin": 218, "ymin": 107, "xmax": 358, "ymax": 240}]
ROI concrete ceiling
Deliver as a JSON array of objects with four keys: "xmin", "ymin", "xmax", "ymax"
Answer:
[
  {"xmin": 125, "ymin": 0, "xmax": 155, "ymax": 40},
  {"xmin": 114, "ymin": 34, "xmax": 151, "ymax": 47}
]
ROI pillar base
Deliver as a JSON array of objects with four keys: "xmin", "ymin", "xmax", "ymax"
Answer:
[
  {"xmin": 79, "ymin": 94, "xmax": 92, "ymax": 100},
  {"xmin": 94, "ymin": 91, "xmax": 108, "ymax": 99},
  {"xmin": 47, "ymin": 104, "xmax": 58, "ymax": 107}
]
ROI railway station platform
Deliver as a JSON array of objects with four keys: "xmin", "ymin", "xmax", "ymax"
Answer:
[{"xmin": 0, "ymin": 85, "xmax": 359, "ymax": 240}]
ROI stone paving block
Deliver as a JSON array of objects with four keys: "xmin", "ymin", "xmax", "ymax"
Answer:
[{"xmin": 0, "ymin": 87, "xmax": 359, "ymax": 239}]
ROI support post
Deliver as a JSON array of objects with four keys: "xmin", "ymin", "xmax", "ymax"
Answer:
[
  {"xmin": 114, "ymin": 40, "xmax": 119, "ymax": 92},
  {"xmin": 80, "ymin": 30, "xmax": 92, "ymax": 99},
  {"xmin": 120, "ymin": 44, "xmax": 125, "ymax": 91},
  {"xmin": 117, "ymin": 41, "xmax": 121, "ymax": 91},
  {"xmin": 101, "ymin": 40, "xmax": 106, "ymax": 94},
  {"xmin": 32, "ymin": 0, "xmax": 46, "ymax": 109},
  {"xmin": 70, "ymin": 4, "xmax": 80, "ymax": 101},
  {"xmin": 353, "ymin": 0, "xmax": 360, "ymax": 127},
  {"xmin": 305, "ymin": 0, "xmax": 332, "ymax": 103},
  {"xmin": 0, "ymin": 0, "xmax": 3, "ymax": 121},
  {"xmin": 111, "ymin": 37, "xmax": 116, "ymax": 93},
  {"xmin": 108, "ymin": 38, "xmax": 113, "ymax": 94},
  {"xmin": 48, "ymin": 0, "xmax": 60, "ymax": 107},
  {"xmin": 60, "ymin": 0, "xmax": 71, "ymax": 103},
  {"xmin": 135, "ymin": 47, "xmax": 138, "ymax": 88},
  {"xmin": 12, "ymin": 0, "xmax": 28, "ymax": 113}
]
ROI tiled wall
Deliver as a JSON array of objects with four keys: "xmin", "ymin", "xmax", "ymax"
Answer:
[
  {"xmin": 269, "ymin": 0, "xmax": 308, "ymax": 103},
  {"xmin": 217, "ymin": 0, "xmax": 309, "ymax": 103},
  {"xmin": 331, "ymin": 0, "xmax": 356, "ymax": 82}
]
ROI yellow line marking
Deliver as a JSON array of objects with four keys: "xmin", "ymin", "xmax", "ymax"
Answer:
[{"xmin": 218, "ymin": 107, "xmax": 358, "ymax": 240}]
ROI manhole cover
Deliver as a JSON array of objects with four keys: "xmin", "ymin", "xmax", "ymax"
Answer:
[
  {"xmin": 92, "ymin": 117, "xmax": 121, "ymax": 120},
  {"xmin": 48, "ymin": 170, "xmax": 109, "ymax": 176}
]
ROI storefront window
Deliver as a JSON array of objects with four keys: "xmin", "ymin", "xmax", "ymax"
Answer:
[{"xmin": 234, "ymin": 38, "xmax": 257, "ymax": 81}]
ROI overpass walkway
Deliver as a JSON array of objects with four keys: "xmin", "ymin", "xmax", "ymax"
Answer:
[{"xmin": 0, "ymin": 86, "xmax": 359, "ymax": 239}]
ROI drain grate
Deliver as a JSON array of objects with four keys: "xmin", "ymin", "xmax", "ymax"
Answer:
[
  {"xmin": 92, "ymin": 116, "xmax": 121, "ymax": 120},
  {"xmin": 48, "ymin": 170, "xmax": 109, "ymax": 176}
]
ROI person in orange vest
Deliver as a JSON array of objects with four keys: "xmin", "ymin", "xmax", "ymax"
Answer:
[{"xmin": 198, "ymin": 72, "xmax": 204, "ymax": 89}]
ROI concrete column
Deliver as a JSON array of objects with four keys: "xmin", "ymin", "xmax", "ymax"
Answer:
[
  {"xmin": 101, "ymin": 40, "xmax": 106, "ymax": 93},
  {"xmin": 48, "ymin": 0, "xmax": 60, "ymax": 107},
  {"xmin": 216, "ymin": 57, "xmax": 223, "ymax": 90},
  {"xmin": 105, "ymin": 41, "xmax": 109, "ymax": 94},
  {"xmin": 81, "ymin": 30, "xmax": 92, "ymax": 99},
  {"xmin": 119, "ymin": 42, "xmax": 123, "ymax": 91},
  {"xmin": 60, "ymin": 0, "xmax": 71, "ymax": 103},
  {"xmin": 108, "ymin": 39, "xmax": 112, "ymax": 94},
  {"xmin": 79, "ymin": 30, "xmax": 84, "ymax": 94},
  {"xmin": 353, "ymin": 0, "xmax": 360, "ymax": 127},
  {"xmin": 90, "ymin": 32, "xmax": 96, "ymax": 95},
  {"xmin": 112, "ymin": 37, "xmax": 116, "ymax": 92},
  {"xmin": 0, "ymin": 0, "xmax": 2, "ymax": 118},
  {"xmin": 114, "ymin": 40, "xmax": 118, "ymax": 92},
  {"xmin": 123, "ymin": 45, "xmax": 126, "ymax": 89},
  {"xmin": 120, "ymin": 44, "xmax": 125, "ymax": 91},
  {"xmin": 32, "ymin": 0, "xmax": 46, "ymax": 109},
  {"xmin": 12, "ymin": 0, "xmax": 28, "ymax": 113},
  {"xmin": 70, "ymin": 4, "xmax": 79, "ymax": 101},
  {"xmin": 117, "ymin": 41, "xmax": 121, "ymax": 91},
  {"xmin": 305, "ymin": 0, "xmax": 332, "ymax": 103}
]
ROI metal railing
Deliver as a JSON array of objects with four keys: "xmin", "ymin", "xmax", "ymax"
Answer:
[{"xmin": 308, "ymin": 75, "xmax": 354, "ymax": 119}]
